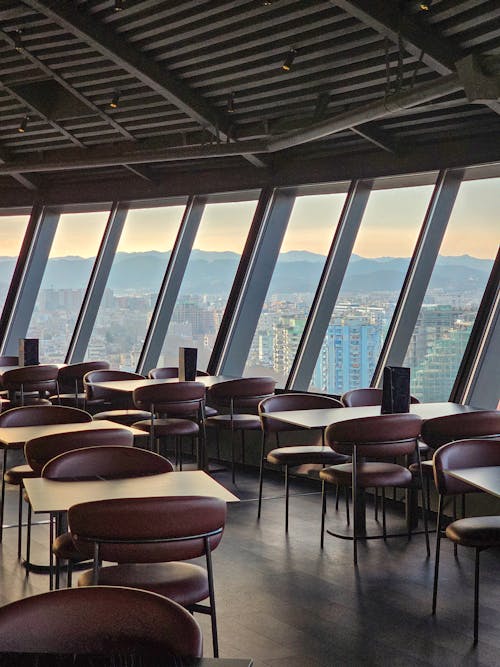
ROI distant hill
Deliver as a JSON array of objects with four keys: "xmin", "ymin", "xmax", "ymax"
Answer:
[{"xmin": 0, "ymin": 251, "xmax": 493, "ymax": 295}]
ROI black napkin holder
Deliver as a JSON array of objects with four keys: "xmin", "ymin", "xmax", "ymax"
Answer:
[
  {"xmin": 19, "ymin": 338, "xmax": 39, "ymax": 366},
  {"xmin": 381, "ymin": 366, "xmax": 410, "ymax": 414},
  {"xmin": 179, "ymin": 347, "xmax": 197, "ymax": 381}
]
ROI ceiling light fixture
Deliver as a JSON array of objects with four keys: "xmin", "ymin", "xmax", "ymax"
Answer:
[
  {"xmin": 281, "ymin": 48, "xmax": 297, "ymax": 72},
  {"xmin": 18, "ymin": 115, "xmax": 28, "ymax": 133},
  {"xmin": 109, "ymin": 91, "xmax": 120, "ymax": 109},
  {"xmin": 227, "ymin": 92, "xmax": 236, "ymax": 113},
  {"xmin": 114, "ymin": 0, "xmax": 125, "ymax": 11},
  {"xmin": 418, "ymin": 1, "xmax": 431, "ymax": 10}
]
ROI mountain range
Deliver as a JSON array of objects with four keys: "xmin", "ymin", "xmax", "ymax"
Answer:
[{"xmin": 0, "ymin": 251, "xmax": 493, "ymax": 296}]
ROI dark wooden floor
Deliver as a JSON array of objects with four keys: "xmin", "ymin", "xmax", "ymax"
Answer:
[{"xmin": 0, "ymin": 466, "xmax": 499, "ymax": 666}]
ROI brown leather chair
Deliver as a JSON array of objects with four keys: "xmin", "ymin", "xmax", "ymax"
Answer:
[
  {"xmin": 321, "ymin": 413, "xmax": 429, "ymax": 564},
  {"xmin": 84, "ymin": 369, "xmax": 150, "ymax": 425},
  {"xmin": 70, "ymin": 495, "xmax": 226, "ymax": 657},
  {"xmin": 0, "ymin": 585, "xmax": 203, "ymax": 657},
  {"xmin": 0, "ymin": 405, "xmax": 92, "ymax": 547},
  {"xmin": 432, "ymin": 438, "xmax": 500, "ymax": 643},
  {"xmin": 205, "ymin": 377, "xmax": 276, "ymax": 482},
  {"xmin": 43, "ymin": 445, "xmax": 173, "ymax": 589},
  {"xmin": 2, "ymin": 364, "xmax": 59, "ymax": 407},
  {"xmin": 0, "ymin": 356, "xmax": 18, "ymax": 401},
  {"xmin": 19, "ymin": 427, "xmax": 134, "ymax": 571},
  {"xmin": 51, "ymin": 360, "xmax": 110, "ymax": 409},
  {"xmin": 341, "ymin": 387, "xmax": 420, "ymax": 407},
  {"xmin": 132, "ymin": 381, "xmax": 206, "ymax": 467},
  {"xmin": 258, "ymin": 393, "xmax": 349, "ymax": 532}
]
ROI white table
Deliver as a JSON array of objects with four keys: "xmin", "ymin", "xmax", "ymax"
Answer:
[
  {"xmin": 87, "ymin": 375, "xmax": 237, "ymax": 394},
  {"xmin": 24, "ymin": 470, "xmax": 239, "ymax": 514},
  {"xmin": 447, "ymin": 466, "xmax": 500, "ymax": 498}
]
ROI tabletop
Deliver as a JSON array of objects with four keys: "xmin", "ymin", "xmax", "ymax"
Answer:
[
  {"xmin": 0, "ymin": 419, "xmax": 145, "ymax": 449},
  {"xmin": 24, "ymin": 470, "xmax": 240, "ymax": 514},
  {"xmin": 447, "ymin": 466, "xmax": 500, "ymax": 498},
  {"xmin": 261, "ymin": 402, "xmax": 482, "ymax": 430},
  {"xmin": 87, "ymin": 376, "xmax": 237, "ymax": 394},
  {"xmin": 0, "ymin": 655, "xmax": 252, "ymax": 667}
]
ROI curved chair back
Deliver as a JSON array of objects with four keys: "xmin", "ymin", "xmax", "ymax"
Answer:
[
  {"xmin": 207, "ymin": 377, "xmax": 275, "ymax": 412},
  {"xmin": 433, "ymin": 438, "xmax": 500, "ymax": 496},
  {"xmin": 42, "ymin": 445, "xmax": 173, "ymax": 480},
  {"xmin": 421, "ymin": 410, "xmax": 500, "ymax": 450},
  {"xmin": 0, "ymin": 404, "xmax": 92, "ymax": 427},
  {"xmin": 25, "ymin": 428, "xmax": 133, "ymax": 475},
  {"xmin": 326, "ymin": 413, "xmax": 422, "ymax": 458},
  {"xmin": 84, "ymin": 369, "xmax": 145, "ymax": 405},
  {"xmin": 0, "ymin": 586, "xmax": 203, "ymax": 656},
  {"xmin": 56, "ymin": 360, "xmax": 110, "ymax": 394},
  {"xmin": 259, "ymin": 393, "xmax": 342, "ymax": 433},
  {"xmin": 69, "ymin": 495, "xmax": 226, "ymax": 563},
  {"xmin": 149, "ymin": 367, "xmax": 209, "ymax": 378},
  {"xmin": 2, "ymin": 365, "xmax": 60, "ymax": 404},
  {"xmin": 341, "ymin": 387, "xmax": 420, "ymax": 407},
  {"xmin": 133, "ymin": 381, "xmax": 205, "ymax": 417}
]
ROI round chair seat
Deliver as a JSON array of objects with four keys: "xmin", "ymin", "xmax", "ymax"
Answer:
[
  {"xmin": 93, "ymin": 409, "xmax": 151, "ymax": 426},
  {"xmin": 53, "ymin": 531, "xmax": 88, "ymax": 562},
  {"xmin": 320, "ymin": 462, "xmax": 413, "ymax": 488},
  {"xmin": 267, "ymin": 446, "xmax": 349, "ymax": 466},
  {"xmin": 49, "ymin": 393, "xmax": 86, "ymax": 407},
  {"xmin": 133, "ymin": 418, "xmax": 199, "ymax": 437},
  {"xmin": 4, "ymin": 464, "xmax": 36, "ymax": 485},
  {"xmin": 205, "ymin": 414, "xmax": 261, "ymax": 430},
  {"xmin": 445, "ymin": 516, "xmax": 500, "ymax": 549},
  {"xmin": 78, "ymin": 562, "xmax": 208, "ymax": 608},
  {"xmin": 409, "ymin": 459, "xmax": 433, "ymax": 477},
  {"xmin": 13, "ymin": 397, "xmax": 52, "ymax": 407},
  {"xmin": 204, "ymin": 406, "xmax": 218, "ymax": 418}
]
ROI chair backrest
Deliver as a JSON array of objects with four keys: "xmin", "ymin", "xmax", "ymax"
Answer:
[
  {"xmin": 133, "ymin": 381, "xmax": 205, "ymax": 417},
  {"xmin": 207, "ymin": 377, "xmax": 275, "ymax": 412},
  {"xmin": 0, "ymin": 356, "xmax": 18, "ymax": 366},
  {"xmin": 0, "ymin": 404, "xmax": 92, "ymax": 427},
  {"xmin": 25, "ymin": 428, "xmax": 134, "ymax": 475},
  {"xmin": 2, "ymin": 364, "xmax": 59, "ymax": 394},
  {"xmin": 341, "ymin": 387, "xmax": 420, "ymax": 407},
  {"xmin": 42, "ymin": 445, "xmax": 173, "ymax": 480},
  {"xmin": 84, "ymin": 369, "xmax": 145, "ymax": 401},
  {"xmin": 259, "ymin": 393, "xmax": 342, "ymax": 433},
  {"xmin": 421, "ymin": 410, "xmax": 500, "ymax": 450},
  {"xmin": 149, "ymin": 367, "xmax": 209, "ymax": 378},
  {"xmin": 0, "ymin": 586, "xmax": 203, "ymax": 656},
  {"xmin": 57, "ymin": 360, "xmax": 110, "ymax": 393},
  {"xmin": 69, "ymin": 495, "xmax": 226, "ymax": 563},
  {"xmin": 433, "ymin": 438, "xmax": 500, "ymax": 496},
  {"xmin": 326, "ymin": 413, "xmax": 422, "ymax": 457}
]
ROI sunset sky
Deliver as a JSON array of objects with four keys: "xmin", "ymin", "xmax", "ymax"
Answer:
[{"xmin": 1, "ymin": 177, "xmax": 498, "ymax": 259}]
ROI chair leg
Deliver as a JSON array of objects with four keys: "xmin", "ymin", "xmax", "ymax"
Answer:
[
  {"xmin": 335, "ymin": 484, "xmax": 339, "ymax": 511},
  {"xmin": 0, "ymin": 449, "xmax": 7, "ymax": 543},
  {"xmin": 257, "ymin": 433, "xmax": 266, "ymax": 519},
  {"xmin": 474, "ymin": 547, "xmax": 480, "ymax": 644},
  {"xmin": 381, "ymin": 489, "xmax": 387, "ymax": 539},
  {"xmin": 320, "ymin": 480, "xmax": 326, "ymax": 549},
  {"xmin": 345, "ymin": 486, "xmax": 350, "ymax": 527},
  {"xmin": 205, "ymin": 539, "xmax": 219, "ymax": 657},
  {"xmin": 374, "ymin": 487, "xmax": 378, "ymax": 521},
  {"xmin": 241, "ymin": 430, "xmax": 246, "ymax": 466},
  {"xmin": 352, "ymin": 446, "xmax": 358, "ymax": 566},
  {"xmin": 432, "ymin": 496, "xmax": 443, "ymax": 615},
  {"xmin": 17, "ymin": 484, "xmax": 23, "ymax": 559},
  {"xmin": 284, "ymin": 465, "xmax": 289, "ymax": 534},
  {"xmin": 230, "ymin": 428, "xmax": 236, "ymax": 484},
  {"xmin": 26, "ymin": 504, "xmax": 32, "ymax": 573}
]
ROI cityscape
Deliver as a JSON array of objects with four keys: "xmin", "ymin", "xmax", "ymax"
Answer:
[{"xmin": 0, "ymin": 249, "xmax": 491, "ymax": 404}]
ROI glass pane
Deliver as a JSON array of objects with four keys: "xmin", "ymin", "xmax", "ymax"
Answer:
[
  {"xmin": 310, "ymin": 184, "xmax": 435, "ymax": 394},
  {"xmin": 404, "ymin": 178, "xmax": 499, "ymax": 402},
  {"xmin": 244, "ymin": 193, "xmax": 347, "ymax": 385},
  {"xmin": 0, "ymin": 215, "xmax": 29, "ymax": 315},
  {"xmin": 86, "ymin": 206, "xmax": 185, "ymax": 369},
  {"xmin": 26, "ymin": 212, "xmax": 108, "ymax": 363},
  {"xmin": 159, "ymin": 201, "xmax": 257, "ymax": 371}
]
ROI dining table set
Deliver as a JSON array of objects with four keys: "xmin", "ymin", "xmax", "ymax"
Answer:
[{"xmin": 0, "ymin": 360, "xmax": 498, "ymax": 656}]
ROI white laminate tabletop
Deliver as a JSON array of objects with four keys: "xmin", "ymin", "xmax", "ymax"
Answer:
[
  {"xmin": 447, "ymin": 466, "xmax": 500, "ymax": 498},
  {"xmin": 261, "ymin": 402, "xmax": 482, "ymax": 430},
  {"xmin": 88, "ymin": 375, "xmax": 237, "ymax": 393},
  {"xmin": 0, "ymin": 419, "xmax": 145, "ymax": 448},
  {"xmin": 24, "ymin": 470, "xmax": 240, "ymax": 513}
]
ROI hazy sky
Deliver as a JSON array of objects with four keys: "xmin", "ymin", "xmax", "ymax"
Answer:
[{"xmin": 1, "ymin": 178, "xmax": 498, "ymax": 258}]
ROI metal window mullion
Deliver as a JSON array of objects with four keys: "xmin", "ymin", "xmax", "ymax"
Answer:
[
  {"xmin": 66, "ymin": 202, "xmax": 128, "ymax": 363},
  {"xmin": 215, "ymin": 188, "xmax": 296, "ymax": 377},
  {"xmin": 452, "ymin": 249, "xmax": 500, "ymax": 407},
  {"xmin": 1, "ymin": 205, "xmax": 60, "ymax": 356},
  {"xmin": 372, "ymin": 168, "xmax": 465, "ymax": 386},
  {"xmin": 287, "ymin": 179, "xmax": 373, "ymax": 391},
  {"xmin": 136, "ymin": 195, "xmax": 206, "ymax": 375}
]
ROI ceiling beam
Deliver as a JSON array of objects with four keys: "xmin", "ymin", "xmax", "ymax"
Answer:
[
  {"xmin": 334, "ymin": 0, "xmax": 500, "ymax": 116},
  {"xmin": 350, "ymin": 122, "xmax": 396, "ymax": 153},
  {"xmin": 0, "ymin": 137, "xmax": 268, "ymax": 175},
  {"xmin": 21, "ymin": 0, "xmax": 266, "ymax": 167},
  {"xmin": 0, "ymin": 144, "xmax": 38, "ymax": 190}
]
